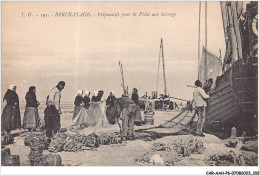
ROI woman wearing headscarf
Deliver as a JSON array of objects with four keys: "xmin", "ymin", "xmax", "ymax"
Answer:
[
  {"xmin": 131, "ymin": 88, "xmax": 143, "ymax": 126},
  {"xmin": 23, "ymin": 86, "xmax": 40, "ymax": 131},
  {"xmin": 91, "ymin": 91, "xmax": 99, "ymax": 103},
  {"xmin": 1, "ymin": 85, "xmax": 21, "ymax": 136},
  {"xmin": 72, "ymin": 90, "xmax": 83, "ymax": 120},
  {"xmin": 106, "ymin": 91, "xmax": 117, "ymax": 125},
  {"xmin": 83, "ymin": 90, "xmax": 90, "ymax": 109}
]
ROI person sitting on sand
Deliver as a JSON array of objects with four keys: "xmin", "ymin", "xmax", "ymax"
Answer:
[{"xmin": 192, "ymin": 80, "xmax": 209, "ymax": 137}]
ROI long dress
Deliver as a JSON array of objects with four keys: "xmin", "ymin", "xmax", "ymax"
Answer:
[
  {"xmin": 23, "ymin": 92, "xmax": 40, "ymax": 129},
  {"xmin": 72, "ymin": 95, "xmax": 83, "ymax": 120},
  {"xmin": 106, "ymin": 95, "xmax": 117, "ymax": 125},
  {"xmin": 83, "ymin": 96, "xmax": 90, "ymax": 109},
  {"xmin": 131, "ymin": 93, "xmax": 142, "ymax": 123},
  {"xmin": 1, "ymin": 90, "xmax": 21, "ymax": 132}
]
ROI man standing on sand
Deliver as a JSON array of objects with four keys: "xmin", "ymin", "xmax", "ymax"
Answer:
[
  {"xmin": 192, "ymin": 80, "xmax": 209, "ymax": 137},
  {"xmin": 44, "ymin": 81, "xmax": 65, "ymax": 138}
]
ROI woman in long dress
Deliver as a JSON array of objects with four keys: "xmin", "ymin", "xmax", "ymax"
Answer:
[
  {"xmin": 106, "ymin": 91, "xmax": 117, "ymax": 125},
  {"xmin": 91, "ymin": 91, "xmax": 99, "ymax": 102},
  {"xmin": 83, "ymin": 90, "xmax": 90, "ymax": 109},
  {"xmin": 72, "ymin": 90, "xmax": 83, "ymax": 120},
  {"xmin": 1, "ymin": 84, "xmax": 21, "ymax": 136},
  {"xmin": 23, "ymin": 86, "xmax": 40, "ymax": 131},
  {"xmin": 131, "ymin": 88, "xmax": 142, "ymax": 126}
]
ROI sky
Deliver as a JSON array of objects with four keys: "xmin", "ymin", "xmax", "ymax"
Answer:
[{"xmin": 1, "ymin": 1, "xmax": 226, "ymax": 103}]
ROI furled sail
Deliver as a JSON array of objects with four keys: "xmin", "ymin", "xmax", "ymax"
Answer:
[{"xmin": 198, "ymin": 47, "xmax": 222, "ymax": 88}]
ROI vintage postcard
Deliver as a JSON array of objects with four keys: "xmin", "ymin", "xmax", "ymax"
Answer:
[{"xmin": 1, "ymin": 1, "xmax": 259, "ymax": 175}]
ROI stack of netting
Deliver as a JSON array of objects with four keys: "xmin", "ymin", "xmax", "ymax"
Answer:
[
  {"xmin": 207, "ymin": 151, "xmax": 245, "ymax": 166},
  {"xmin": 47, "ymin": 131, "xmax": 123, "ymax": 153},
  {"xmin": 134, "ymin": 151, "xmax": 178, "ymax": 166},
  {"xmin": 38, "ymin": 154, "xmax": 62, "ymax": 166},
  {"xmin": 1, "ymin": 148, "xmax": 20, "ymax": 166},
  {"xmin": 135, "ymin": 136, "xmax": 205, "ymax": 166},
  {"xmin": 48, "ymin": 133, "xmax": 68, "ymax": 152},
  {"xmin": 207, "ymin": 150, "xmax": 258, "ymax": 166},
  {"xmin": 24, "ymin": 132, "xmax": 49, "ymax": 166},
  {"xmin": 49, "ymin": 132, "xmax": 100, "ymax": 152},
  {"xmin": 170, "ymin": 137, "xmax": 205, "ymax": 157},
  {"xmin": 96, "ymin": 132, "xmax": 122, "ymax": 145}
]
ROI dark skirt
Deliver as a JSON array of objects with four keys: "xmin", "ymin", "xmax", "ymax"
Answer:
[
  {"xmin": 106, "ymin": 106, "xmax": 117, "ymax": 125},
  {"xmin": 73, "ymin": 106, "xmax": 81, "ymax": 120},
  {"xmin": 134, "ymin": 105, "xmax": 143, "ymax": 122},
  {"xmin": 23, "ymin": 107, "xmax": 40, "ymax": 129},
  {"xmin": 1, "ymin": 105, "xmax": 21, "ymax": 132}
]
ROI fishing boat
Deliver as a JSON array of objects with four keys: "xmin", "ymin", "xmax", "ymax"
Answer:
[{"xmin": 199, "ymin": 2, "xmax": 258, "ymax": 138}]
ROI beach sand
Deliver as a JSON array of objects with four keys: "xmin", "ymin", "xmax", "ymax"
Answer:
[{"xmin": 4, "ymin": 108, "xmax": 248, "ymax": 166}]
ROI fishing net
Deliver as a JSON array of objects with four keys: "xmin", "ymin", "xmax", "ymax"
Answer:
[
  {"xmin": 134, "ymin": 136, "xmax": 205, "ymax": 166},
  {"xmin": 73, "ymin": 101, "xmax": 111, "ymax": 128},
  {"xmin": 137, "ymin": 105, "xmax": 195, "ymax": 135}
]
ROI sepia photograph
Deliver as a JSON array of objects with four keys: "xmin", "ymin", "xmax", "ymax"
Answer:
[{"xmin": 1, "ymin": 1, "xmax": 259, "ymax": 174}]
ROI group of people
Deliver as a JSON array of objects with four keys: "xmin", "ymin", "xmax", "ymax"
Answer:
[
  {"xmin": 1, "ymin": 79, "xmax": 210, "ymax": 142},
  {"xmin": 71, "ymin": 87, "xmax": 142, "ymax": 141},
  {"xmin": 71, "ymin": 90, "xmax": 116, "ymax": 127},
  {"xmin": 1, "ymin": 81, "xmax": 66, "ymax": 139}
]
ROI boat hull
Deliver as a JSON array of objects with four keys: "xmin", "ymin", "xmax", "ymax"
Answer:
[{"xmin": 204, "ymin": 57, "xmax": 258, "ymax": 138}]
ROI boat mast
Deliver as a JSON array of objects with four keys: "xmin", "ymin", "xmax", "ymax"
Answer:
[
  {"xmin": 198, "ymin": 1, "xmax": 201, "ymax": 80},
  {"xmin": 156, "ymin": 41, "xmax": 162, "ymax": 94},
  {"xmin": 119, "ymin": 60, "xmax": 128, "ymax": 96},
  {"xmin": 161, "ymin": 38, "xmax": 167, "ymax": 96},
  {"xmin": 204, "ymin": 1, "xmax": 208, "ymax": 84}
]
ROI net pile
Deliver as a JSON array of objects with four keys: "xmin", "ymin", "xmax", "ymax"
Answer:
[
  {"xmin": 24, "ymin": 132, "xmax": 50, "ymax": 166},
  {"xmin": 206, "ymin": 151, "xmax": 245, "ymax": 166},
  {"xmin": 47, "ymin": 131, "xmax": 123, "ymax": 153},
  {"xmin": 135, "ymin": 136, "xmax": 205, "ymax": 166}
]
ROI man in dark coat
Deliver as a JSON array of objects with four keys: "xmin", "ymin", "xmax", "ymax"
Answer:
[
  {"xmin": 97, "ymin": 90, "xmax": 104, "ymax": 102},
  {"xmin": 44, "ymin": 81, "xmax": 65, "ymax": 138},
  {"xmin": 106, "ymin": 91, "xmax": 116, "ymax": 107}
]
